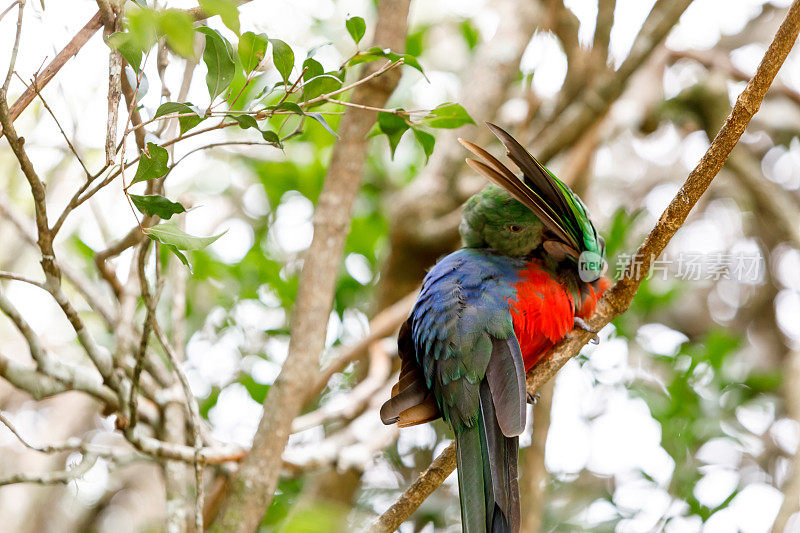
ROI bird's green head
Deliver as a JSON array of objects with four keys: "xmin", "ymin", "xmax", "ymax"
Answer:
[
  {"xmin": 460, "ymin": 185, "xmax": 544, "ymax": 257},
  {"xmin": 459, "ymin": 123, "xmax": 607, "ymax": 281}
]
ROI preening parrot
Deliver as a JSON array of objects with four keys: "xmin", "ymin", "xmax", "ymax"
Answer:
[{"xmin": 380, "ymin": 123, "xmax": 610, "ymax": 533}]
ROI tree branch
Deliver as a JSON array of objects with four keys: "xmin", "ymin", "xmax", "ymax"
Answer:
[
  {"xmin": 0, "ymin": 452, "xmax": 98, "ymax": 488},
  {"xmin": 593, "ymin": 0, "xmax": 616, "ymax": 64},
  {"xmin": 208, "ymin": 1, "xmax": 411, "ymax": 531},
  {"xmin": 0, "ymin": 10, "xmax": 103, "ymax": 139},
  {"xmin": 536, "ymin": 0, "xmax": 693, "ymax": 162}
]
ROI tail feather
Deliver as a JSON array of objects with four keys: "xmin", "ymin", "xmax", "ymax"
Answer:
[
  {"xmin": 455, "ymin": 381, "xmax": 520, "ymax": 533},
  {"xmin": 455, "ymin": 422, "xmax": 488, "ymax": 532}
]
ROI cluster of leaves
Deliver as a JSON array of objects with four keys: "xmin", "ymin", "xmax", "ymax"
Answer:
[{"xmin": 106, "ymin": 4, "xmax": 473, "ymax": 269}]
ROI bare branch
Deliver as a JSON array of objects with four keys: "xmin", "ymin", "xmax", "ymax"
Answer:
[
  {"xmin": 0, "ymin": 0, "xmax": 24, "ymax": 97},
  {"xmin": 536, "ymin": 0, "xmax": 693, "ymax": 162},
  {"xmin": 0, "ymin": 1, "xmax": 21, "ymax": 23},
  {"xmin": 368, "ymin": 442, "xmax": 457, "ymax": 532},
  {"xmin": 126, "ymin": 429, "xmax": 244, "ymax": 465},
  {"xmin": 311, "ymin": 289, "xmax": 417, "ymax": 400},
  {"xmin": 593, "ymin": 0, "xmax": 616, "ymax": 64},
  {"xmin": 0, "ymin": 11, "xmax": 103, "ymax": 139},
  {"xmin": 292, "ymin": 340, "xmax": 393, "ymax": 433},
  {"xmin": 128, "ymin": 241, "xmax": 156, "ymax": 430},
  {"xmin": 0, "ymin": 452, "xmax": 98, "ymax": 487},
  {"xmin": 0, "ymin": 192, "xmax": 115, "ymax": 326},
  {"xmin": 0, "ymin": 350, "xmax": 119, "ymax": 407},
  {"xmin": 0, "ymin": 411, "xmax": 138, "ymax": 462},
  {"xmin": 0, "ymin": 271, "xmax": 44, "ymax": 288},
  {"xmin": 102, "ymin": 0, "xmax": 124, "ymax": 165},
  {"xmin": 0, "ymin": 286, "xmax": 47, "ymax": 367},
  {"xmin": 153, "ymin": 319, "xmax": 207, "ymax": 532},
  {"xmin": 19, "ymin": 73, "xmax": 92, "ymax": 176}
]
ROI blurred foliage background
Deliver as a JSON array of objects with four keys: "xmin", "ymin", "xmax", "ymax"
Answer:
[{"xmin": 2, "ymin": 0, "xmax": 800, "ymax": 532}]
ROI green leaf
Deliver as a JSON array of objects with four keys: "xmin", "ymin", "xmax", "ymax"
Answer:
[
  {"xmin": 198, "ymin": 27, "xmax": 236, "ymax": 101},
  {"xmin": 305, "ymin": 112, "xmax": 338, "ymax": 138},
  {"xmin": 412, "ymin": 128, "xmax": 435, "ymax": 161},
  {"xmin": 107, "ymin": 32, "xmax": 143, "ymax": 73},
  {"xmin": 306, "ymin": 42, "xmax": 331, "ymax": 59},
  {"xmin": 132, "ymin": 143, "xmax": 169, "ymax": 184},
  {"xmin": 261, "ymin": 130, "xmax": 281, "ymax": 144},
  {"xmin": 345, "ymin": 15, "xmax": 366, "ymax": 45},
  {"xmin": 422, "ymin": 102, "xmax": 474, "ymax": 129},
  {"xmin": 165, "ymin": 245, "xmax": 191, "ymax": 271},
  {"xmin": 154, "ymin": 102, "xmax": 204, "ymax": 134},
  {"xmin": 230, "ymin": 114, "xmax": 259, "ymax": 129},
  {"xmin": 400, "ymin": 54, "xmax": 426, "ymax": 78},
  {"xmin": 238, "ymin": 31, "xmax": 269, "ymax": 72},
  {"xmin": 157, "ymin": 9, "xmax": 195, "ymax": 58},
  {"xmin": 348, "ymin": 46, "xmax": 427, "ymax": 79},
  {"xmin": 145, "ymin": 221, "xmax": 224, "ymax": 250},
  {"xmin": 302, "ymin": 56, "xmax": 323, "ymax": 79},
  {"xmin": 270, "ymin": 39, "xmax": 295, "ymax": 84},
  {"xmin": 377, "ymin": 111, "xmax": 408, "ymax": 157},
  {"xmin": 125, "ymin": 7, "xmax": 159, "ymax": 54},
  {"xmin": 230, "ymin": 114, "xmax": 282, "ymax": 146},
  {"xmin": 301, "ymin": 58, "xmax": 342, "ymax": 102},
  {"xmin": 269, "ymin": 101, "xmax": 304, "ymax": 115},
  {"xmin": 460, "ymin": 19, "xmax": 480, "ymax": 50},
  {"xmin": 199, "ymin": 0, "xmax": 240, "ymax": 34},
  {"xmin": 130, "ymin": 194, "xmax": 186, "ymax": 219},
  {"xmin": 406, "ymin": 26, "xmax": 428, "ymax": 57}
]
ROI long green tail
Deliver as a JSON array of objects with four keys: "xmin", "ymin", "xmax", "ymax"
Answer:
[{"xmin": 454, "ymin": 381, "xmax": 520, "ymax": 533}]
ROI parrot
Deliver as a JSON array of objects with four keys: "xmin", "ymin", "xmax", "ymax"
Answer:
[{"xmin": 380, "ymin": 123, "xmax": 610, "ymax": 533}]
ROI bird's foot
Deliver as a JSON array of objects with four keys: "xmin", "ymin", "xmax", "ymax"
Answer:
[
  {"xmin": 573, "ymin": 317, "xmax": 600, "ymax": 345},
  {"xmin": 527, "ymin": 392, "xmax": 540, "ymax": 405}
]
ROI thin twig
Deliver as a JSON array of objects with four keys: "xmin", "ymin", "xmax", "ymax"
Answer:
[
  {"xmin": 0, "ymin": 1, "xmax": 21, "ymax": 23},
  {"xmin": 153, "ymin": 319, "xmax": 206, "ymax": 532},
  {"xmin": 17, "ymin": 73, "xmax": 92, "ymax": 176},
  {"xmin": 300, "ymin": 59, "xmax": 403, "ymax": 108},
  {"xmin": 128, "ymin": 240, "xmax": 155, "ymax": 430},
  {"xmin": 0, "ymin": 270, "xmax": 44, "ymax": 288},
  {"xmin": 322, "ymin": 96, "xmax": 412, "ymax": 115},
  {"xmin": 0, "ymin": 11, "xmax": 103, "ymax": 139},
  {"xmin": 0, "ymin": 452, "xmax": 98, "ymax": 487},
  {"xmin": 0, "ymin": 411, "xmax": 138, "ymax": 460},
  {"xmin": 1, "ymin": 0, "xmax": 25, "ymax": 97},
  {"xmin": 170, "ymin": 141, "xmax": 277, "ymax": 171}
]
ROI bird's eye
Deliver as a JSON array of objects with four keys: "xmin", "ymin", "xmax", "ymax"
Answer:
[{"xmin": 508, "ymin": 224, "xmax": 522, "ymax": 233}]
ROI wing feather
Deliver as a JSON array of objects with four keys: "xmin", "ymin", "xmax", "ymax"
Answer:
[{"xmin": 484, "ymin": 337, "xmax": 526, "ymax": 437}]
